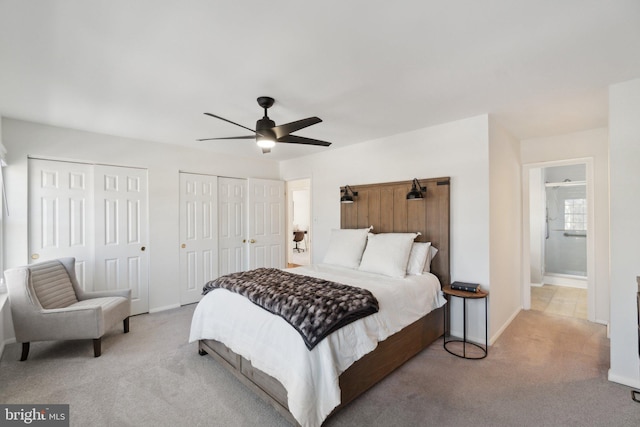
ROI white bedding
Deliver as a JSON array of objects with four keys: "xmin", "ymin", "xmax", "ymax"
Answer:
[{"xmin": 189, "ymin": 264, "xmax": 446, "ymax": 427}]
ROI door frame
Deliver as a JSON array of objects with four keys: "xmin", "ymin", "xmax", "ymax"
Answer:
[
  {"xmin": 521, "ymin": 157, "xmax": 596, "ymax": 322},
  {"xmin": 286, "ymin": 178, "xmax": 312, "ymax": 266}
]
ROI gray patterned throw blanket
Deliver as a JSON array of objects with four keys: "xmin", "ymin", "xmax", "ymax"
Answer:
[{"xmin": 202, "ymin": 268, "xmax": 379, "ymax": 350}]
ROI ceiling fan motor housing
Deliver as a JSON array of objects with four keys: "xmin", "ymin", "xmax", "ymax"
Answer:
[{"xmin": 256, "ymin": 118, "xmax": 276, "ymax": 140}]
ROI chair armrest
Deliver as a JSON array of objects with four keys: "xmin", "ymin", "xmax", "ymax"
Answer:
[
  {"xmin": 42, "ymin": 306, "xmax": 102, "ymax": 315},
  {"xmin": 15, "ymin": 306, "xmax": 104, "ymax": 341},
  {"xmin": 78, "ymin": 289, "xmax": 131, "ymax": 301}
]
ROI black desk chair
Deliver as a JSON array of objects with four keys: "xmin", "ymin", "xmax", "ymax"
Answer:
[{"xmin": 293, "ymin": 231, "xmax": 305, "ymax": 252}]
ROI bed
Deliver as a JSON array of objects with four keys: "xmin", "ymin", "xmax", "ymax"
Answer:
[{"xmin": 189, "ymin": 177, "xmax": 450, "ymax": 427}]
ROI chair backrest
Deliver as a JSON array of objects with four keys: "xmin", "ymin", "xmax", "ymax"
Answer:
[
  {"xmin": 29, "ymin": 260, "xmax": 79, "ymax": 309},
  {"xmin": 293, "ymin": 231, "xmax": 305, "ymax": 242}
]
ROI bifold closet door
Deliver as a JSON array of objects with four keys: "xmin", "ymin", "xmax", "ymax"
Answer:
[
  {"xmin": 218, "ymin": 177, "xmax": 247, "ymax": 276},
  {"xmin": 247, "ymin": 178, "xmax": 285, "ymax": 270},
  {"xmin": 179, "ymin": 172, "xmax": 218, "ymax": 305},
  {"xmin": 93, "ymin": 165, "xmax": 149, "ymax": 315},
  {"xmin": 29, "ymin": 158, "xmax": 150, "ymax": 315},
  {"xmin": 29, "ymin": 158, "xmax": 95, "ymax": 290}
]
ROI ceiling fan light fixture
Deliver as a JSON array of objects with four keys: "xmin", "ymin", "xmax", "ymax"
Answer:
[{"xmin": 256, "ymin": 137, "xmax": 276, "ymax": 148}]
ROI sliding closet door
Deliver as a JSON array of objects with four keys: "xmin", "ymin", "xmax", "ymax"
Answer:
[{"xmin": 179, "ymin": 172, "xmax": 218, "ymax": 305}]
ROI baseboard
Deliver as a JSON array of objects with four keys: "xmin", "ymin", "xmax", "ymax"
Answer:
[
  {"xmin": 0, "ymin": 337, "xmax": 16, "ymax": 363},
  {"xmin": 489, "ymin": 307, "xmax": 521, "ymax": 345},
  {"xmin": 608, "ymin": 370, "xmax": 640, "ymax": 389},
  {"xmin": 543, "ymin": 275, "xmax": 587, "ymax": 289},
  {"xmin": 148, "ymin": 303, "xmax": 181, "ymax": 314}
]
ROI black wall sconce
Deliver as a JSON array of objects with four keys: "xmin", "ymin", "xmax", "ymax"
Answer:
[
  {"xmin": 406, "ymin": 178, "xmax": 426, "ymax": 200},
  {"xmin": 340, "ymin": 185, "xmax": 358, "ymax": 204}
]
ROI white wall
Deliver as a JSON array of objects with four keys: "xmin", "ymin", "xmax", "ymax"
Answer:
[
  {"xmin": 520, "ymin": 128, "xmax": 610, "ymax": 323},
  {"xmin": 608, "ymin": 78, "xmax": 640, "ymax": 388},
  {"xmin": 528, "ymin": 168, "xmax": 544, "ymax": 285},
  {"xmin": 488, "ymin": 118, "xmax": 522, "ymax": 340},
  {"xmin": 280, "ymin": 114, "xmax": 500, "ymax": 342},
  {"xmin": 292, "ymin": 190, "xmax": 310, "ymax": 231},
  {"xmin": 1, "ymin": 118, "xmax": 280, "ymax": 316}
]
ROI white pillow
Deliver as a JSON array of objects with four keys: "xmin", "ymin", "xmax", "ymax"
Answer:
[
  {"xmin": 322, "ymin": 228, "xmax": 371, "ymax": 269},
  {"xmin": 406, "ymin": 242, "xmax": 432, "ymax": 275},
  {"xmin": 423, "ymin": 245, "xmax": 439, "ymax": 273},
  {"xmin": 358, "ymin": 232, "xmax": 419, "ymax": 278}
]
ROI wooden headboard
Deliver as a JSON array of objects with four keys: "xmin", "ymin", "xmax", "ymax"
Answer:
[{"xmin": 340, "ymin": 177, "xmax": 450, "ymax": 287}]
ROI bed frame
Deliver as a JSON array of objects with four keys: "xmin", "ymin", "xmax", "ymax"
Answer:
[{"xmin": 198, "ymin": 177, "xmax": 450, "ymax": 426}]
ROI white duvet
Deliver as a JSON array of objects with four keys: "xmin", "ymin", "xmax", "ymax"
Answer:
[{"xmin": 189, "ymin": 264, "xmax": 446, "ymax": 427}]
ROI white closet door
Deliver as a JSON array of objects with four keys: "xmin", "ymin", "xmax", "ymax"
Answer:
[
  {"xmin": 247, "ymin": 178, "xmax": 285, "ymax": 269},
  {"xmin": 218, "ymin": 177, "xmax": 247, "ymax": 276},
  {"xmin": 93, "ymin": 165, "xmax": 149, "ymax": 315},
  {"xmin": 28, "ymin": 159, "xmax": 95, "ymax": 289},
  {"xmin": 179, "ymin": 173, "xmax": 218, "ymax": 305},
  {"xmin": 29, "ymin": 159, "xmax": 149, "ymax": 314}
]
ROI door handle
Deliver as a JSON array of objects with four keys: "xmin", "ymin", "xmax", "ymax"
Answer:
[
  {"xmin": 243, "ymin": 239, "xmax": 246, "ymax": 243},
  {"xmin": 250, "ymin": 239, "xmax": 256, "ymax": 244},
  {"xmin": 141, "ymin": 246, "xmax": 146, "ymax": 251},
  {"xmin": 181, "ymin": 244, "xmax": 186, "ymax": 248}
]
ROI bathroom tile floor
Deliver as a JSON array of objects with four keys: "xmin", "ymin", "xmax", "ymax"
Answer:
[{"xmin": 531, "ymin": 284, "xmax": 588, "ymax": 319}]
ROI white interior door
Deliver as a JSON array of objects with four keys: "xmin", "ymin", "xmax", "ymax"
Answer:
[
  {"xmin": 179, "ymin": 172, "xmax": 218, "ymax": 305},
  {"xmin": 248, "ymin": 178, "xmax": 285, "ymax": 269},
  {"xmin": 218, "ymin": 177, "xmax": 247, "ymax": 276},
  {"xmin": 93, "ymin": 165, "xmax": 149, "ymax": 315},
  {"xmin": 28, "ymin": 159, "xmax": 95, "ymax": 289}
]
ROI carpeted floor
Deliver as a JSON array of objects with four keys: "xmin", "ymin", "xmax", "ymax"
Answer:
[{"xmin": 1, "ymin": 305, "xmax": 638, "ymax": 426}]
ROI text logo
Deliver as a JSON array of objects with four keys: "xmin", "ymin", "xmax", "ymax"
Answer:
[{"xmin": 0, "ymin": 405, "xmax": 69, "ymax": 426}]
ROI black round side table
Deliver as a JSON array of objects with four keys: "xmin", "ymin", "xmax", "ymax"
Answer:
[{"xmin": 442, "ymin": 284, "xmax": 489, "ymax": 359}]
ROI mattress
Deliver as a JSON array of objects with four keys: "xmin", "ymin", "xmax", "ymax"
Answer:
[{"xmin": 189, "ymin": 263, "xmax": 446, "ymax": 427}]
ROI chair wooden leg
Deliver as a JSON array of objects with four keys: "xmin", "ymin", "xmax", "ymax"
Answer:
[
  {"xmin": 123, "ymin": 317, "xmax": 130, "ymax": 333},
  {"xmin": 93, "ymin": 338, "xmax": 101, "ymax": 357},
  {"xmin": 20, "ymin": 342, "xmax": 30, "ymax": 361}
]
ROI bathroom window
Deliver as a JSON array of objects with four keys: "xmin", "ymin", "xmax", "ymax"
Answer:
[{"xmin": 564, "ymin": 198, "xmax": 586, "ymax": 231}]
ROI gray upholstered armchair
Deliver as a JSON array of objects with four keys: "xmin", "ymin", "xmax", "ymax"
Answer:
[{"xmin": 4, "ymin": 257, "xmax": 131, "ymax": 360}]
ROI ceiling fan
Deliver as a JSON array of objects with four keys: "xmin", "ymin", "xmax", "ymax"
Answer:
[{"xmin": 198, "ymin": 96, "xmax": 332, "ymax": 154}]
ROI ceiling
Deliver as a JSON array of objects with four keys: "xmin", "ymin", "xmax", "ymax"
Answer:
[{"xmin": 1, "ymin": 1, "xmax": 639, "ymax": 161}]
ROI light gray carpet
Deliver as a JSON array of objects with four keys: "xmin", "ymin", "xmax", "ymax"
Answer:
[{"xmin": 1, "ymin": 305, "xmax": 638, "ymax": 426}]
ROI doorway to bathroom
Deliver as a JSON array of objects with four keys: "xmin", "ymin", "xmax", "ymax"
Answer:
[{"xmin": 523, "ymin": 159, "xmax": 595, "ymax": 321}]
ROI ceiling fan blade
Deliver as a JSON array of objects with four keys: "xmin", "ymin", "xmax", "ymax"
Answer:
[
  {"xmin": 204, "ymin": 113, "xmax": 258, "ymax": 135},
  {"xmin": 261, "ymin": 147, "xmax": 271, "ymax": 154},
  {"xmin": 196, "ymin": 135, "xmax": 255, "ymax": 141},
  {"xmin": 277, "ymin": 134, "xmax": 332, "ymax": 147},
  {"xmin": 272, "ymin": 117, "xmax": 322, "ymax": 139}
]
